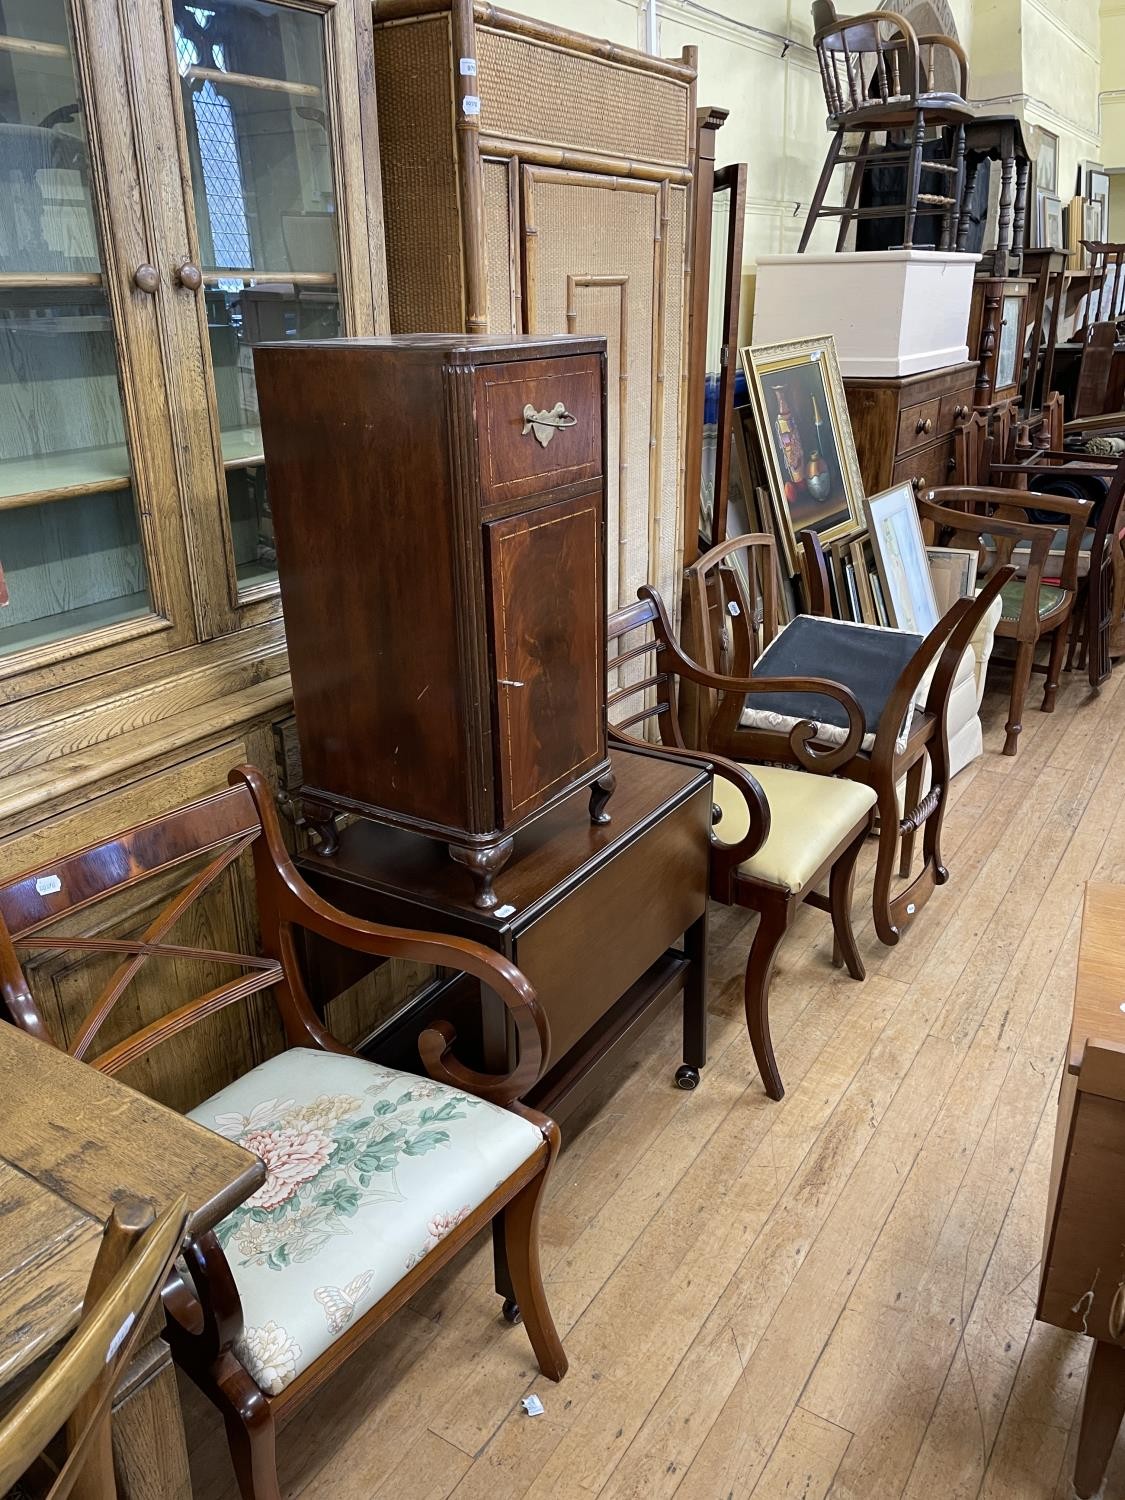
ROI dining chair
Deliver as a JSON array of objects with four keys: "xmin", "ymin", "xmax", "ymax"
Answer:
[
  {"xmin": 0, "ymin": 766, "xmax": 567, "ymax": 1500},
  {"xmin": 605, "ymin": 593, "xmax": 875, "ymax": 1100},
  {"xmin": 0, "ymin": 1196, "xmax": 189, "ymax": 1500},
  {"xmin": 694, "ymin": 533, "xmax": 1013, "ymax": 945}
]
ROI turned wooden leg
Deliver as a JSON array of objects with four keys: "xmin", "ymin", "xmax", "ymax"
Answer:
[
  {"xmin": 837, "ymin": 131, "xmax": 870, "ymax": 252},
  {"xmin": 1004, "ymin": 640, "xmax": 1036, "ymax": 756},
  {"xmin": 1074, "ymin": 1339, "xmax": 1125, "ymax": 1499},
  {"xmin": 588, "ymin": 766, "xmax": 616, "ymax": 825},
  {"xmin": 1043, "ymin": 622, "xmax": 1068, "ymax": 712},
  {"xmin": 899, "ymin": 757, "xmax": 925, "ymax": 879},
  {"xmin": 947, "ymin": 124, "xmax": 966, "ymax": 248},
  {"xmin": 743, "ymin": 898, "xmax": 792, "ymax": 1101},
  {"xmin": 215, "ymin": 1360, "xmax": 281, "ymax": 1500},
  {"xmin": 830, "ymin": 823, "xmax": 868, "ymax": 982},
  {"xmin": 902, "ymin": 112, "xmax": 927, "ymax": 249},
  {"xmin": 800, "ymin": 130, "xmax": 844, "ymax": 252},
  {"xmin": 497, "ymin": 1132, "xmax": 568, "ymax": 1381},
  {"xmin": 448, "ymin": 837, "xmax": 514, "ymax": 911},
  {"xmin": 957, "ymin": 157, "xmax": 981, "ymax": 251}
]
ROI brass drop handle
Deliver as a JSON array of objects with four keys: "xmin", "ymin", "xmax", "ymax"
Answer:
[
  {"xmin": 176, "ymin": 262, "xmax": 203, "ymax": 291},
  {"xmin": 133, "ymin": 264, "xmax": 159, "ymax": 294},
  {"xmin": 522, "ymin": 402, "xmax": 577, "ymax": 449},
  {"xmin": 916, "ymin": 416, "xmax": 933, "ymax": 435}
]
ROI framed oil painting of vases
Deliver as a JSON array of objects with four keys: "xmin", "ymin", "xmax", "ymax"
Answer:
[{"xmin": 740, "ymin": 336, "xmax": 865, "ymax": 573}]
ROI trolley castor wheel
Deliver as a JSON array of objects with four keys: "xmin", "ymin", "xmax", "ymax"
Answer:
[
  {"xmin": 501, "ymin": 1298, "xmax": 522, "ymax": 1325},
  {"xmin": 675, "ymin": 1065, "xmax": 700, "ymax": 1091}
]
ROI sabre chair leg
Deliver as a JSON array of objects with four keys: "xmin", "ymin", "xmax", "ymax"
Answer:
[
  {"xmin": 498, "ymin": 1138, "xmax": 568, "ymax": 1381},
  {"xmin": 871, "ymin": 787, "xmax": 904, "ymax": 947},
  {"xmin": 743, "ymin": 896, "xmax": 792, "ymax": 1100},
  {"xmin": 800, "ymin": 130, "xmax": 844, "ymax": 252},
  {"xmin": 829, "ymin": 823, "xmax": 868, "ymax": 982}
]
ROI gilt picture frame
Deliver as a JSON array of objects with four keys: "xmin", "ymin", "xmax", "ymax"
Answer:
[{"xmin": 740, "ymin": 336, "xmax": 865, "ymax": 575}]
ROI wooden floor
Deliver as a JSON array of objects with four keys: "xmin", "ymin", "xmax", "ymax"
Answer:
[{"xmin": 186, "ymin": 666, "xmax": 1125, "ymax": 1500}]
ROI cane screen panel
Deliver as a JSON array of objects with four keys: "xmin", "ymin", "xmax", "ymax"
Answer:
[
  {"xmin": 524, "ymin": 171, "xmax": 685, "ymax": 612},
  {"xmin": 372, "ymin": 17, "xmax": 464, "ymax": 331},
  {"xmin": 477, "ymin": 28, "xmax": 691, "ymax": 170},
  {"xmin": 482, "ymin": 158, "xmax": 517, "ymax": 334},
  {"xmin": 660, "ymin": 184, "xmax": 687, "ymax": 598}
]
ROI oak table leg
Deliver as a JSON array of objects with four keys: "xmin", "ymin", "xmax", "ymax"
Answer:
[{"xmin": 1075, "ymin": 1339, "xmax": 1125, "ymax": 1499}]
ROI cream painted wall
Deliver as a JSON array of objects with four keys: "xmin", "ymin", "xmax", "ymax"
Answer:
[
  {"xmin": 500, "ymin": 0, "xmax": 1107, "ymax": 281},
  {"xmin": 1103, "ymin": 0, "xmax": 1125, "ymax": 169}
]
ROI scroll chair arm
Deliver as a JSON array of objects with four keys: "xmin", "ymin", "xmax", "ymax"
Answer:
[
  {"xmin": 639, "ymin": 585, "xmax": 867, "ymax": 773},
  {"xmin": 607, "ymin": 725, "xmax": 770, "ymax": 878},
  {"xmin": 231, "ymin": 765, "xmax": 549, "ymax": 1105},
  {"xmin": 164, "ymin": 1230, "xmax": 245, "ymax": 1370}
]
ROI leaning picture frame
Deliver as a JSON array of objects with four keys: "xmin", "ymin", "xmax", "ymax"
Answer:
[
  {"xmin": 927, "ymin": 545, "xmax": 978, "ymax": 617},
  {"xmin": 1038, "ymin": 190, "xmax": 1063, "ymax": 250},
  {"xmin": 863, "ymin": 481, "xmax": 941, "ymax": 635},
  {"xmin": 740, "ymin": 335, "xmax": 865, "ymax": 575}
]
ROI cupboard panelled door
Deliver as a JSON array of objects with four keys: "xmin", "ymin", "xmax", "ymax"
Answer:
[
  {"xmin": 485, "ymin": 494, "xmax": 605, "ymax": 825},
  {"xmin": 0, "ymin": 0, "xmax": 195, "ymax": 693},
  {"xmin": 520, "ymin": 166, "xmax": 688, "ymax": 612}
]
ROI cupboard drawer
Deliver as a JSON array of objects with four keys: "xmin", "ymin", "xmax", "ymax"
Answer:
[
  {"xmin": 896, "ymin": 397, "xmax": 943, "ymax": 454},
  {"xmin": 476, "ymin": 354, "xmax": 603, "ymax": 507},
  {"xmin": 891, "ymin": 434, "xmax": 958, "ymax": 497},
  {"xmin": 939, "ymin": 384, "xmax": 974, "ymax": 431}
]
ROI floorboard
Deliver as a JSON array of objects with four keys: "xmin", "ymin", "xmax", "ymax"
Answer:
[{"xmin": 184, "ymin": 670, "xmax": 1120, "ymax": 1500}]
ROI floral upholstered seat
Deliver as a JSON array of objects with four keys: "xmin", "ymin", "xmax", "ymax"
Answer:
[{"xmin": 188, "ymin": 1048, "xmax": 544, "ymax": 1395}]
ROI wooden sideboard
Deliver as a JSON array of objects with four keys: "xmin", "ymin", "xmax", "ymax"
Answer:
[
  {"xmin": 1039, "ymin": 882, "xmax": 1125, "ymax": 1497},
  {"xmin": 0, "ymin": 1023, "xmax": 262, "ymax": 1500},
  {"xmin": 843, "ymin": 361, "xmax": 977, "ymax": 500}
]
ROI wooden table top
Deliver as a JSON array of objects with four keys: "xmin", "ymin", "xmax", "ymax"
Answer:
[
  {"xmin": 0, "ymin": 1024, "xmax": 263, "ymax": 1386},
  {"xmin": 1069, "ymin": 882, "xmax": 1125, "ymax": 1073},
  {"xmin": 301, "ymin": 745, "xmax": 708, "ymax": 931}
]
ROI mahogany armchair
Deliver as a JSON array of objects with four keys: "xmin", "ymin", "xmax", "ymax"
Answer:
[
  {"xmin": 0, "ymin": 1196, "xmax": 188, "ymax": 1500},
  {"xmin": 607, "ymin": 593, "xmax": 875, "ymax": 1101},
  {"xmin": 0, "ymin": 766, "xmax": 567, "ymax": 1500},
  {"xmin": 701, "ymin": 533, "xmax": 1012, "ymax": 946}
]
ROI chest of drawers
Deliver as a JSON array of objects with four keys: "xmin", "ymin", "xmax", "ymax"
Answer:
[
  {"xmin": 254, "ymin": 333, "xmax": 611, "ymax": 909},
  {"xmin": 844, "ymin": 361, "xmax": 978, "ymax": 501}
]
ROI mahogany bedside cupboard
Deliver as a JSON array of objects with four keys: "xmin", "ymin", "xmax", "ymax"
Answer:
[
  {"xmin": 253, "ymin": 333, "xmax": 612, "ymax": 911},
  {"xmin": 1039, "ymin": 881, "xmax": 1125, "ymax": 1497}
]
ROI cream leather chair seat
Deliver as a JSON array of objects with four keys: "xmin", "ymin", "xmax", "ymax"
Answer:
[{"xmin": 712, "ymin": 764, "xmax": 877, "ymax": 893}]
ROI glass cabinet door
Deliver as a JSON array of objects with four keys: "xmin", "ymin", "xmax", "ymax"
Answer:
[
  {"xmin": 169, "ymin": 0, "xmax": 350, "ymax": 600},
  {"xmin": 0, "ymin": 0, "xmax": 157, "ymax": 665}
]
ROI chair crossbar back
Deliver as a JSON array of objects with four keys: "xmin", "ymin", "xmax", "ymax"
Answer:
[{"xmin": 0, "ymin": 783, "xmax": 283, "ymax": 1074}]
